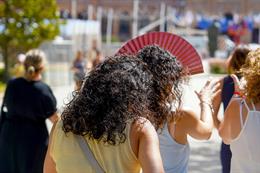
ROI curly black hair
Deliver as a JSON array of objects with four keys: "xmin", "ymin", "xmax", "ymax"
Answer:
[
  {"xmin": 137, "ymin": 45, "xmax": 187, "ymax": 125},
  {"xmin": 62, "ymin": 55, "xmax": 154, "ymax": 145},
  {"xmin": 62, "ymin": 46, "xmax": 187, "ymax": 145}
]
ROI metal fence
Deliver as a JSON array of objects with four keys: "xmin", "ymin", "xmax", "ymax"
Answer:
[{"xmin": 40, "ymin": 40, "xmax": 74, "ymax": 87}]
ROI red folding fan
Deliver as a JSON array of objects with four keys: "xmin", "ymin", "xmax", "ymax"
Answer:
[{"xmin": 117, "ymin": 32, "xmax": 204, "ymax": 75}]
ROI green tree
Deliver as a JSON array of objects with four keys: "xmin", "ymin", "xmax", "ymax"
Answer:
[{"xmin": 0, "ymin": 0, "xmax": 60, "ymax": 81}]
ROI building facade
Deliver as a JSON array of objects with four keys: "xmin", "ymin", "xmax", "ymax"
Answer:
[{"xmin": 56, "ymin": 0, "xmax": 260, "ymax": 41}]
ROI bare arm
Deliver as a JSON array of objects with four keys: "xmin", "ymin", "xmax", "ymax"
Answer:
[
  {"xmin": 138, "ymin": 121, "xmax": 164, "ymax": 173},
  {"xmin": 200, "ymin": 101, "xmax": 214, "ymax": 132},
  {"xmin": 44, "ymin": 122, "xmax": 57, "ymax": 173},
  {"xmin": 218, "ymin": 74, "xmax": 245, "ymax": 144},
  {"xmin": 218, "ymin": 99, "xmax": 239, "ymax": 144},
  {"xmin": 182, "ymin": 109, "xmax": 213, "ymax": 140},
  {"xmin": 185, "ymin": 80, "xmax": 221, "ymax": 140}
]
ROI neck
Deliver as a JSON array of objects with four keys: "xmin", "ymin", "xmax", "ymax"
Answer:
[{"xmin": 25, "ymin": 73, "xmax": 42, "ymax": 81}]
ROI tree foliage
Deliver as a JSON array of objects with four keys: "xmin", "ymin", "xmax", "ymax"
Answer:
[{"xmin": 0, "ymin": 0, "xmax": 60, "ymax": 81}]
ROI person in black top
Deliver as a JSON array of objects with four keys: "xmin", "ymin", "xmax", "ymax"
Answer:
[
  {"xmin": 0, "ymin": 49, "xmax": 58, "ymax": 173},
  {"xmin": 212, "ymin": 46, "xmax": 250, "ymax": 173}
]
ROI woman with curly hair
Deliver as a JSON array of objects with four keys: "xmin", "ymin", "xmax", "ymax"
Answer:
[
  {"xmin": 212, "ymin": 45, "xmax": 250, "ymax": 173},
  {"xmin": 44, "ymin": 55, "xmax": 165, "ymax": 173},
  {"xmin": 213, "ymin": 48, "xmax": 260, "ymax": 172},
  {"xmin": 136, "ymin": 45, "xmax": 219, "ymax": 173}
]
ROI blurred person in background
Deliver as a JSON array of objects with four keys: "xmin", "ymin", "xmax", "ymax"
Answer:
[
  {"xmin": 92, "ymin": 50, "xmax": 104, "ymax": 68},
  {"xmin": 44, "ymin": 55, "xmax": 165, "ymax": 173},
  {"xmin": 207, "ymin": 20, "xmax": 219, "ymax": 57},
  {"xmin": 213, "ymin": 48, "xmax": 260, "ymax": 172},
  {"xmin": 228, "ymin": 20, "xmax": 250, "ymax": 45},
  {"xmin": 212, "ymin": 45, "xmax": 250, "ymax": 173},
  {"xmin": 0, "ymin": 49, "xmax": 58, "ymax": 173},
  {"xmin": 71, "ymin": 50, "xmax": 86, "ymax": 90},
  {"xmin": 86, "ymin": 39, "xmax": 98, "ymax": 70}
]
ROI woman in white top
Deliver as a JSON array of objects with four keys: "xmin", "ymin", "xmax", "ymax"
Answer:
[
  {"xmin": 137, "ymin": 46, "xmax": 220, "ymax": 173},
  {"xmin": 213, "ymin": 48, "xmax": 260, "ymax": 172}
]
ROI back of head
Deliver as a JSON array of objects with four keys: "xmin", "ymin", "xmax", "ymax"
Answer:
[
  {"xmin": 227, "ymin": 45, "xmax": 250, "ymax": 74},
  {"xmin": 24, "ymin": 49, "xmax": 46, "ymax": 80},
  {"xmin": 136, "ymin": 45, "xmax": 187, "ymax": 124},
  {"xmin": 240, "ymin": 48, "xmax": 260, "ymax": 103},
  {"xmin": 62, "ymin": 55, "xmax": 154, "ymax": 145}
]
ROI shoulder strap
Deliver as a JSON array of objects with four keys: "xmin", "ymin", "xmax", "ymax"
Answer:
[
  {"xmin": 240, "ymin": 100, "xmax": 245, "ymax": 127},
  {"xmin": 251, "ymin": 100, "xmax": 256, "ymax": 111},
  {"xmin": 77, "ymin": 135, "xmax": 105, "ymax": 173},
  {"xmin": 240, "ymin": 99, "xmax": 252, "ymax": 127},
  {"xmin": 171, "ymin": 122, "xmax": 176, "ymax": 138},
  {"xmin": 242, "ymin": 99, "xmax": 250, "ymax": 111}
]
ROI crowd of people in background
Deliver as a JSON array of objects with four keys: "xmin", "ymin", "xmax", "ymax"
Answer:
[{"xmin": 60, "ymin": 6, "xmax": 260, "ymax": 44}]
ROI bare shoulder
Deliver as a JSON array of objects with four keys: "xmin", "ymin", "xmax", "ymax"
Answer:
[
  {"xmin": 220, "ymin": 98, "xmax": 243, "ymax": 144},
  {"xmin": 132, "ymin": 118, "xmax": 164, "ymax": 173},
  {"xmin": 225, "ymin": 98, "xmax": 249, "ymax": 122},
  {"xmin": 130, "ymin": 117, "xmax": 159, "ymax": 158},
  {"xmin": 225, "ymin": 98, "xmax": 241, "ymax": 115},
  {"xmin": 131, "ymin": 117, "xmax": 157, "ymax": 135}
]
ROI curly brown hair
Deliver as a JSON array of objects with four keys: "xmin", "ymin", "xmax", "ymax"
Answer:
[
  {"xmin": 62, "ymin": 46, "xmax": 187, "ymax": 145},
  {"xmin": 227, "ymin": 46, "xmax": 250, "ymax": 75},
  {"xmin": 240, "ymin": 48, "xmax": 260, "ymax": 103},
  {"xmin": 62, "ymin": 55, "xmax": 155, "ymax": 145},
  {"xmin": 137, "ymin": 45, "xmax": 187, "ymax": 124}
]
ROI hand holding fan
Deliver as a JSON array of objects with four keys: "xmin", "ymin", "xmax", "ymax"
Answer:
[{"xmin": 117, "ymin": 32, "xmax": 204, "ymax": 75}]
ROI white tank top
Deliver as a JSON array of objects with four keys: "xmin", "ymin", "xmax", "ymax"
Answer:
[
  {"xmin": 158, "ymin": 123, "xmax": 190, "ymax": 173},
  {"xmin": 230, "ymin": 100, "xmax": 260, "ymax": 173}
]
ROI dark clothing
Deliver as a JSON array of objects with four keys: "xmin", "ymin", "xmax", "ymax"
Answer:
[
  {"xmin": 0, "ymin": 78, "xmax": 57, "ymax": 173},
  {"xmin": 222, "ymin": 76, "xmax": 235, "ymax": 110},
  {"xmin": 220, "ymin": 75, "xmax": 235, "ymax": 173},
  {"xmin": 207, "ymin": 23, "xmax": 219, "ymax": 57},
  {"xmin": 220, "ymin": 142, "xmax": 232, "ymax": 173},
  {"xmin": 252, "ymin": 27, "xmax": 259, "ymax": 44}
]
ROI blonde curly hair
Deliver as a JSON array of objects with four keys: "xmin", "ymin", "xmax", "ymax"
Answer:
[{"xmin": 240, "ymin": 48, "xmax": 260, "ymax": 103}]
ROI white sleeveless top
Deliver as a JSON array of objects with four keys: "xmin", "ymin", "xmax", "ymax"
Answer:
[
  {"xmin": 158, "ymin": 123, "xmax": 190, "ymax": 173},
  {"xmin": 230, "ymin": 100, "xmax": 260, "ymax": 173}
]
